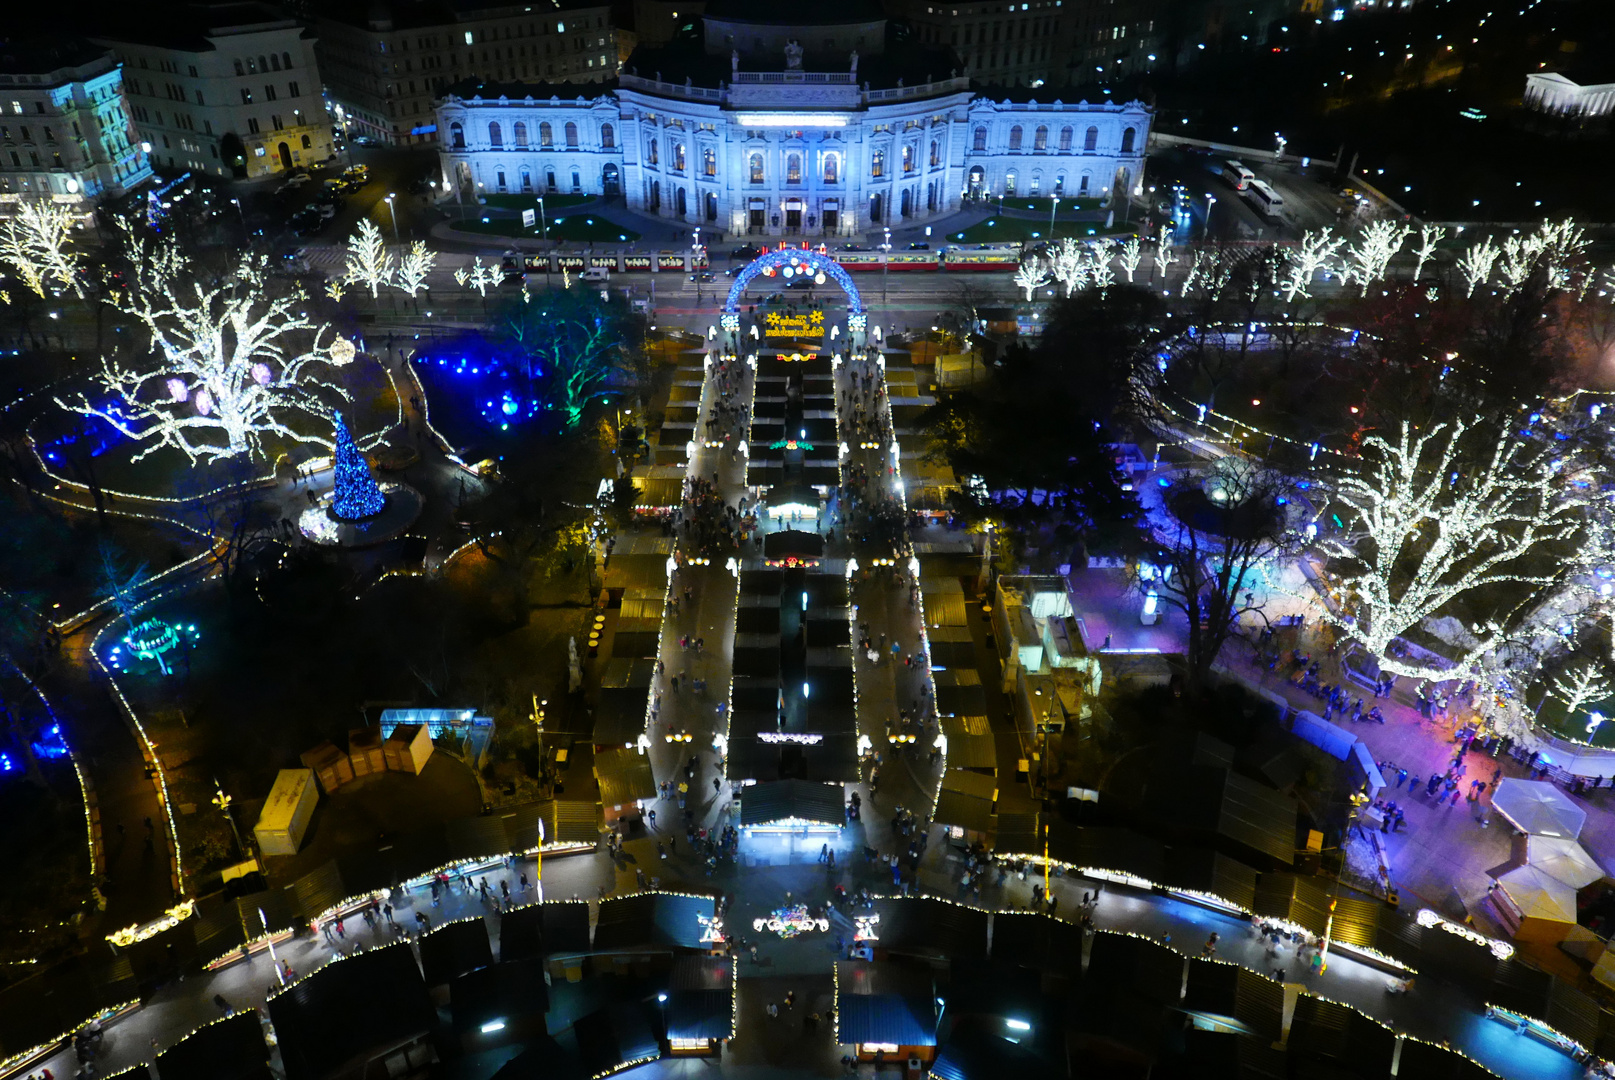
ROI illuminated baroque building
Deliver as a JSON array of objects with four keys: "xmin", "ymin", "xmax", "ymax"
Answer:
[{"xmin": 433, "ymin": 0, "xmax": 1150, "ymax": 238}]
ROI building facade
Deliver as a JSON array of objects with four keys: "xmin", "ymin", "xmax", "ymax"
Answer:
[
  {"xmin": 0, "ymin": 41, "xmax": 152, "ymax": 205},
  {"xmin": 315, "ymin": 0, "xmax": 617, "ymax": 147},
  {"xmin": 1525, "ymin": 71, "xmax": 1615, "ymax": 120},
  {"xmin": 93, "ymin": 3, "xmax": 333, "ymax": 180},
  {"xmin": 434, "ymin": 3, "xmax": 1149, "ymax": 239}
]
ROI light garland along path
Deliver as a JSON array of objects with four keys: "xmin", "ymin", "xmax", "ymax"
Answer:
[
  {"xmin": 642, "ymin": 348, "xmax": 755, "ymax": 847},
  {"xmin": 837, "ymin": 344, "xmax": 946, "ymax": 824}
]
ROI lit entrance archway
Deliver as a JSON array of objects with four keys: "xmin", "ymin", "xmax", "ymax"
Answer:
[{"xmin": 721, "ymin": 246, "xmax": 866, "ymax": 334}]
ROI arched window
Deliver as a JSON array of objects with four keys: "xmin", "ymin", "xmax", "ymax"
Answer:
[
  {"xmin": 539, "ymin": 121, "xmax": 553, "ymax": 147},
  {"xmin": 270, "ymin": 54, "xmax": 281, "ymax": 71},
  {"xmin": 972, "ymin": 126, "xmax": 986, "ymax": 152},
  {"xmin": 258, "ymin": 55, "xmax": 268, "ymax": 73},
  {"xmin": 702, "ymin": 146, "xmax": 715, "ymax": 176},
  {"xmin": 673, "ymin": 142, "xmax": 686, "ymax": 171},
  {"xmin": 1083, "ymin": 126, "xmax": 1098, "ymax": 152},
  {"xmin": 514, "ymin": 121, "xmax": 528, "ymax": 147},
  {"xmin": 645, "ymin": 135, "xmax": 658, "ymax": 165},
  {"xmin": 496, "ymin": 168, "xmax": 507, "ymax": 191},
  {"xmin": 564, "ymin": 121, "xmax": 578, "ymax": 147},
  {"xmin": 1079, "ymin": 171, "xmax": 1091, "ymax": 194},
  {"xmin": 786, "ymin": 153, "xmax": 801, "ymax": 183},
  {"xmin": 571, "ymin": 169, "xmax": 580, "ymax": 191},
  {"xmin": 1059, "ymin": 126, "xmax": 1073, "ymax": 152},
  {"xmin": 1005, "ymin": 170, "xmax": 1016, "ymax": 195},
  {"xmin": 871, "ymin": 149, "xmax": 885, "ymax": 177},
  {"xmin": 749, "ymin": 153, "xmax": 764, "ymax": 183},
  {"xmin": 929, "ymin": 139, "xmax": 940, "ymax": 167},
  {"xmin": 902, "ymin": 145, "xmax": 914, "ymax": 173},
  {"xmin": 282, "ymin": 51, "xmax": 292, "ymax": 69},
  {"xmin": 488, "ymin": 121, "xmax": 503, "ymax": 147},
  {"xmin": 1055, "ymin": 174, "xmax": 1065, "ymax": 194},
  {"xmin": 1030, "ymin": 173, "xmax": 1040, "ymax": 194},
  {"xmin": 1034, "ymin": 125, "xmax": 1048, "ymax": 151},
  {"xmin": 449, "ymin": 121, "xmax": 465, "ymax": 149},
  {"xmin": 823, "ymin": 153, "xmax": 838, "ymax": 183},
  {"xmin": 520, "ymin": 166, "xmax": 532, "ymax": 191},
  {"xmin": 601, "ymin": 123, "xmax": 615, "ymax": 148},
  {"xmin": 1121, "ymin": 126, "xmax": 1136, "ymax": 153},
  {"xmin": 300, "ymin": 133, "xmax": 311, "ymax": 148},
  {"xmin": 545, "ymin": 168, "xmax": 556, "ymax": 190},
  {"xmin": 1008, "ymin": 125, "xmax": 1022, "ymax": 151}
]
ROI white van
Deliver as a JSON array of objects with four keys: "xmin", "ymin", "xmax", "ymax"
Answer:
[
  {"xmin": 580, "ymin": 266, "xmax": 610, "ymax": 283},
  {"xmin": 1221, "ymin": 160, "xmax": 1255, "ymax": 191}
]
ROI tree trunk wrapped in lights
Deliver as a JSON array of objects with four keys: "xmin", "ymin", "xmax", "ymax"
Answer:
[
  {"xmin": 56, "ymin": 234, "xmax": 347, "ymax": 464},
  {"xmin": 1320, "ymin": 417, "xmax": 1596, "ymax": 681}
]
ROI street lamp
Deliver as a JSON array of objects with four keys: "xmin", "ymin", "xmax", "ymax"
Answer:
[
  {"xmin": 384, "ymin": 192, "xmax": 399, "ymax": 241},
  {"xmin": 880, "ymin": 226, "xmax": 893, "ymax": 303},
  {"xmin": 212, "ymin": 778, "xmax": 248, "ymax": 860},
  {"xmin": 1204, "ymin": 194, "xmax": 1217, "ymax": 239},
  {"xmin": 1048, "ymin": 195, "xmax": 1059, "ymax": 240},
  {"xmin": 537, "ymin": 197, "xmax": 550, "ymax": 286}
]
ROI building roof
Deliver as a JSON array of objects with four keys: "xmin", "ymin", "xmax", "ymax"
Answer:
[
  {"xmin": 451, "ymin": 958, "xmax": 551, "ymax": 1035},
  {"xmin": 740, "ymin": 778, "xmax": 845, "ymax": 825},
  {"xmin": 593, "ymin": 892, "xmax": 715, "ymax": 951},
  {"xmin": 667, "ymin": 955, "xmax": 735, "ymax": 1040},
  {"xmin": 417, "ymin": 917, "xmax": 494, "ymax": 986},
  {"xmin": 320, "ymin": 0, "xmax": 611, "ymax": 33},
  {"xmin": 440, "ymin": 77, "xmax": 618, "ymax": 104},
  {"xmin": 594, "ymin": 746, "xmax": 657, "ymax": 807},
  {"xmin": 154, "ymin": 1010, "xmax": 271, "ymax": 1080},
  {"xmin": 0, "ymin": 38, "xmax": 116, "ymax": 78},
  {"xmin": 268, "ymin": 944, "xmax": 434, "ymax": 1080},
  {"xmin": 835, "ymin": 961, "xmax": 937, "ymax": 1046},
  {"xmin": 95, "ymin": 3, "xmax": 309, "ymax": 50}
]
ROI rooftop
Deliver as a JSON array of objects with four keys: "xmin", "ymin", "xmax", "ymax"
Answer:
[
  {"xmin": 95, "ymin": 3, "xmax": 308, "ymax": 50},
  {"xmin": 0, "ymin": 38, "xmax": 117, "ymax": 78}
]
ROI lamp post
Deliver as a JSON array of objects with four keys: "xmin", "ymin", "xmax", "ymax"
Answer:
[
  {"xmin": 538, "ymin": 197, "xmax": 550, "ymax": 287},
  {"xmin": 692, "ymin": 227, "xmax": 703, "ymax": 303},
  {"xmin": 880, "ymin": 226, "xmax": 892, "ymax": 303},
  {"xmin": 1048, "ymin": 195, "xmax": 1060, "ymax": 241},
  {"xmin": 384, "ymin": 192, "xmax": 399, "ymax": 242},
  {"xmin": 1203, "ymin": 194, "xmax": 1217, "ymax": 239},
  {"xmin": 212, "ymin": 778, "xmax": 248, "ymax": 861}
]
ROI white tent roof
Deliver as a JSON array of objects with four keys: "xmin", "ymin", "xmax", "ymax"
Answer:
[
  {"xmin": 1491, "ymin": 778, "xmax": 1587, "ymax": 840},
  {"xmin": 1497, "ymin": 864, "xmax": 1578, "ymax": 924},
  {"xmin": 1527, "ymin": 835, "xmax": 1606, "ymax": 889}
]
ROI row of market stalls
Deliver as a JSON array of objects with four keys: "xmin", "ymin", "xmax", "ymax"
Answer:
[
  {"xmin": 830, "ymin": 896, "xmax": 1605, "ymax": 1078},
  {"xmin": 79, "ymin": 894, "xmax": 736, "ymax": 1080}
]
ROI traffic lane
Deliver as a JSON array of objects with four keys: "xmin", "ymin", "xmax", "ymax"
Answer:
[{"xmin": 1147, "ymin": 150, "xmax": 1292, "ymax": 241}]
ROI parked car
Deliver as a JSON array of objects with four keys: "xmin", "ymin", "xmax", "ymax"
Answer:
[{"xmin": 343, "ymin": 164, "xmax": 370, "ymax": 183}]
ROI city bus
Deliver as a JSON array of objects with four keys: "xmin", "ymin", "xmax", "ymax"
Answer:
[
  {"xmin": 1221, "ymin": 160, "xmax": 1255, "ymax": 191},
  {"xmin": 1244, "ymin": 179, "xmax": 1285, "ymax": 218}
]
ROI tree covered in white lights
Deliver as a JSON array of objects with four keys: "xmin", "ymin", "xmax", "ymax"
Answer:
[
  {"xmin": 0, "ymin": 197, "xmax": 82, "ymax": 298},
  {"xmin": 394, "ymin": 241, "xmax": 436, "ymax": 296},
  {"xmin": 1117, "ymin": 238, "xmax": 1143, "ymax": 283},
  {"xmin": 57, "ymin": 234, "xmax": 350, "ymax": 464},
  {"xmin": 1344, "ymin": 220, "xmax": 1410, "ymax": 295},
  {"xmin": 1320, "ymin": 417, "xmax": 1595, "ymax": 680},
  {"xmin": 1411, "ymin": 223, "xmax": 1446, "ymax": 283},
  {"xmin": 1456, "ymin": 237, "xmax": 1499, "ymax": 298},
  {"xmin": 1280, "ymin": 228, "xmax": 1343, "ymax": 302},
  {"xmin": 1013, "ymin": 256, "xmax": 1050, "ymax": 301},
  {"xmin": 1048, "ymin": 238, "xmax": 1087, "ymax": 298},
  {"xmin": 343, "ymin": 218, "xmax": 392, "ymax": 298}
]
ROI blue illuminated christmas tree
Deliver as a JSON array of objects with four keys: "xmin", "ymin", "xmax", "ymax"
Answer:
[{"xmin": 330, "ymin": 411, "xmax": 386, "ymax": 520}]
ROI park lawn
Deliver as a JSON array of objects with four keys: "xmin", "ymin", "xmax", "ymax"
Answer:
[
  {"xmin": 482, "ymin": 193, "xmax": 594, "ymax": 212},
  {"xmin": 947, "ymin": 217, "xmax": 1140, "ymax": 245},
  {"xmin": 996, "ymin": 197, "xmax": 1104, "ymax": 214},
  {"xmin": 456, "ymin": 213, "xmax": 641, "ymax": 243}
]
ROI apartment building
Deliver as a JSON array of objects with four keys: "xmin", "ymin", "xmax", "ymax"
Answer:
[
  {"xmin": 0, "ymin": 40, "xmax": 152, "ymax": 205},
  {"xmin": 93, "ymin": 2, "xmax": 334, "ymax": 180},
  {"xmin": 316, "ymin": 0, "xmax": 616, "ymax": 147}
]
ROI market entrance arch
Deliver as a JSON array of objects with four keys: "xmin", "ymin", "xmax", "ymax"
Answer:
[{"xmin": 720, "ymin": 246, "xmax": 866, "ymax": 334}]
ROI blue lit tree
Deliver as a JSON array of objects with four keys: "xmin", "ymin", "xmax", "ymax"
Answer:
[{"xmin": 330, "ymin": 411, "xmax": 386, "ymax": 520}]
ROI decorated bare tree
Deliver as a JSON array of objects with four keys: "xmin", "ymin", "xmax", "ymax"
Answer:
[
  {"xmin": 1048, "ymin": 238, "xmax": 1089, "ymax": 297},
  {"xmin": 1155, "ymin": 225, "xmax": 1177, "ymax": 281},
  {"xmin": 454, "ymin": 256, "xmax": 500, "ymax": 297},
  {"xmin": 1344, "ymin": 220, "xmax": 1411, "ymax": 295},
  {"xmin": 394, "ymin": 241, "xmax": 437, "ymax": 297},
  {"xmin": 0, "ymin": 197, "xmax": 82, "ymax": 298},
  {"xmin": 496, "ymin": 286, "xmax": 639, "ymax": 429},
  {"xmin": 1456, "ymin": 237, "xmax": 1499, "ymax": 298},
  {"xmin": 1280, "ymin": 228, "xmax": 1344, "ymax": 302},
  {"xmin": 343, "ymin": 218, "xmax": 392, "ymax": 298},
  {"xmin": 1117, "ymin": 237, "xmax": 1143, "ymax": 283},
  {"xmin": 1013, "ymin": 256, "xmax": 1050, "ymax": 301},
  {"xmin": 57, "ymin": 236, "xmax": 350, "ymax": 464},
  {"xmin": 1089, "ymin": 241, "xmax": 1117, "ymax": 293},
  {"xmin": 1411, "ymin": 223, "xmax": 1446, "ymax": 283},
  {"xmin": 1321, "ymin": 418, "xmax": 1595, "ymax": 680}
]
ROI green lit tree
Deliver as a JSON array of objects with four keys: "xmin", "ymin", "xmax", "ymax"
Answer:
[{"xmin": 495, "ymin": 286, "xmax": 643, "ymax": 430}]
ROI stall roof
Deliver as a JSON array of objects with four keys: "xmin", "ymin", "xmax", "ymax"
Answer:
[
  {"xmin": 542, "ymin": 901, "xmax": 594, "ymax": 955},
  {"xmin": 1160, "ymin": 768, "xmax": 1297, "ymax": 868},
  {"xmin": 194, "ymin": 890, "xmax": 303, "ymax": 964},
  {"xmin": 943, "ymin": 732, "xmax": 997, "ymax": 771},
  {"xmin": 154, "ymin": 1010, "xmax": 270, "ymax": 1080},
  {"xmin": 603, "ymin": 554, "xmax": 670, "ymax": 593},
  {"xmin": 445, "ymin": 815, "xmax": 514, "ymax": 866},
  {"xmin": 764, "ymin": 530, "xmax": 826, "ymax": 558},
  {"xmin": 741, "ymin": 779, "xmax": 846, "ymax": 825},
  {"xmin": 1251, "ymin": 873, "xmax": 1332, "ymax": 937},
  {"xmin": 497, "ymin": 905, "xmax": 545, "ymax": 962},
  {"xmin": 594, "ymin": 893, "xmax": 716, "ymax": 951},
  {"xmin": 573, "ymin": 1001, "xmax": 662, "ymax": 1077},
  {"xmin": 934, "ymin": 790, "xmax": 994, "ymax": 835},
  {"xmin": 594, "ymin": 686, "xmax": 650, "ymax": 746},
  {"xmin": 930, "ymin": 1027, "xmax": 1062, "ymax": 1080},
  {"xmin": 1182, "ymin": 960, "xmax": 1283, "ymax": 1041},
  {"xmin": 1160, "ymin": 847, "xmax": 1259, "ymax": 913},
  {"xmin": 1286, "ymin": 995, "xmax": 1397, "ymax": 1077},
  {"xmin": 595, "ymin": 747, "xmax": 657, "ymax": 808},
  {"xmin": 418, "ymin": 918, "xmax": 494, "ymax": 987},
  {"xmin": 869, "ymin": 898, "xmax": 990, "ymax": 964},
  {"xmin": 1048, "ymin": 824, "xmax": 1165, "ymax": 884},
  {"xmin": 835, "ymin": 961, "xmax": 938, "ymax": 1047},
  {"xmin": 988, "ymin": 912, "xmax": 1085, "ymax": 975},
  {"xmin": 551, "ymin": 799, "xmax": 602, "ymax": 845},
  {"xmin": 268, "ymin": 944, "xmax": 434, "ymax": 1080},
  {"xmin": 1394, "ymin": 1037, "xmax": 1499, "ymax": 1079},
  {"xmin": 667, "ymin": 955, "xmax": 736, "ymax": 1041},
  {"xmin": 1085, "ymin": 933, "xmax": 1185, "ymax": 1005},
  {"xmin": 451, "ymin": 959, "xmax": 550, "ymax": 1036},
  {"xmin": 941, "ymin": 769, "xmax": 997, "ymax": 801}
]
